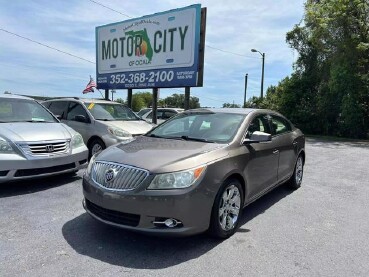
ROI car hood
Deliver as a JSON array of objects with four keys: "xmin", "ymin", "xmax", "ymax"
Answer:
[
  {"xmin": 0, "ymin": 122, "xmax": 73, "ymax": 142},
  {"xmin": 103, "ymin": 120, "xmax": 153, "ymax": 135},
  {"xmin": 96, "ymin": 136, "xmax": 228, "ymax": 173}
]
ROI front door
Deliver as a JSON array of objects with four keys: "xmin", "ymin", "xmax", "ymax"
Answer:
[{"xmin": 244, "ymin": 114, "xmax": 279, "ymax": 200}]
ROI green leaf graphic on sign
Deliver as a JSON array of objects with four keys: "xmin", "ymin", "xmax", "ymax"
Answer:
[{"xmin": 125, "ymin": 28, "xmax": 153, "ymax": 62}]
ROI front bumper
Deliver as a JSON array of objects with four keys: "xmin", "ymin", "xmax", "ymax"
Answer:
[
  {"xmin": 0, "ymin": 147, "xmax": 88, "ymax": 183},
  {"xmin": 82, "ymin": 173, "xmax": 217, "ymax": 236}
]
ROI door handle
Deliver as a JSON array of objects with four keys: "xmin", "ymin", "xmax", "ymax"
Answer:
[{"xmin": 273, "ymin": 149, "xmax": 279, "ymax": 154}]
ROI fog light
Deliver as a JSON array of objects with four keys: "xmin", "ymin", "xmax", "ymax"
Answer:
[
  {"xmin": 153, "ymin": 217, "xmax": 182, "ymax": 228},
  {"xmin": 165, "ymin": 218, "xmax": 177, "ymax": 228}
]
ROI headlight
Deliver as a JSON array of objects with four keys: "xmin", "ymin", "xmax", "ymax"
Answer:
[
  {"xmin": 71, "ymin": 133, "xmax": 84, "ymax": 149},
  {"xmin": 0, "ymin": 138, "xmax": 15, "ymax": 154},
  {"xmin": 148, "ymin": 165, "xmax": 206, "ymax": 190},
  {"xmin": 107, "ymin": 127, "xmax": 132, "ymax": 138},
  {"xmin": 86, "ymin": 154, "xmax": 97, "ymax": 175}
]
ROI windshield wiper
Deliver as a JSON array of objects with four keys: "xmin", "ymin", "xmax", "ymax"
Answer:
[
  {"xmin": 181, "ymin": 136, "xmax": 214, "ymax": 143},
  {"xmin": 95, "ymin": 118, "xmax": 113, "ymax": 121}
]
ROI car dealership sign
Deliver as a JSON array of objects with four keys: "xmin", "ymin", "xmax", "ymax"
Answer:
[{"xmin": 96, "ymin": 4, "xmax": 202, "ymax": 89}]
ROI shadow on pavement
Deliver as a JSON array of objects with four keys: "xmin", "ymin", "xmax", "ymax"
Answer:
[
  {"xmin": 238, "ymin": 185, "xmax": 293, "ymax": 231},
  {"xmin": 62, "ymin": 184, "xmax": 293, "ymax": 269},
  {"xmin": 0, "ymin": 173, "xmax": 81, "ymax": 198}
]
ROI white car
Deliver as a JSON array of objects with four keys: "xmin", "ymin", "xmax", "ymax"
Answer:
[
  {"xmin": 43, "ymin": 98, "xmax": 154, "ymax": 158},
  {"xmin": 140, "ymin": 108, "xmax": 184, "ymax": 124},
  {"xmin": 0, "ymin": 94, "xmax": 88, "ymax": 183}
]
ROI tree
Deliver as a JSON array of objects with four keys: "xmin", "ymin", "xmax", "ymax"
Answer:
[
  {"xmin": 259, "ymin": 0, "xmax": 369, "ymax": 138},
  {"xmin": 222, "ymin": 103, "xmax": 241, "ymax": 108},
  {"xmin": 130, "ymin": 92, "xmax": 152, "ymax": 111},
  {"xmin": 163, "ymin": 94, "xmax": 200, "ymax": 109}
]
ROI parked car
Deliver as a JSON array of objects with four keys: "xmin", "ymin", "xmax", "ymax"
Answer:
[
  {"xmin": 140, "ymin": 108, "xmax": 184, "ymax": 124},
  {"xmin": 0, "ymin": 94, "xmax": 88, "ymax": 183},
  {"xmin": 82, "ymin": 108, "xmax": 305, "ymax": 238},
  {"xmin": 136, "ymin": 108, "xmax": 151, "ymax": 118},
  {"xmin": 42, "ymin": 98, "xmax": 153, "ymax": 158}
]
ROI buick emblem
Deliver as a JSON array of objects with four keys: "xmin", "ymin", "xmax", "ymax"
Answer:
[
  {"xmin": 105, "ymin": 169, "xmax": 116, "ymax": 183},
  {"xmin": 45, "ymin": 145, "xmax": 54, "ymax": 153}
]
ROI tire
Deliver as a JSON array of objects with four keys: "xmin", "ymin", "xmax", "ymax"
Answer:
[
  {"xmin": 288, "ymin": 155, "xmax": 304, "ymax": 190},
  {"xmin": 89, "ymin": 138, "xmax": 105, "ymax": 159},
  {"xmin": 209, "ymin": 179, "xmax": 243, "ymax": 239}
]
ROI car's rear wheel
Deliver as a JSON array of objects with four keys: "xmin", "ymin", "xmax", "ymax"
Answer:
[
  {"xmin": 288, "ymin": 155, "xmax": 304, "ymax": 189},
  {"xmin": 209, "ymin": 179, "xmax": 243, "ymax": 239},
  {"xmin": 89, "ymin": 138, "xmax": 105, "ymax": 159}
]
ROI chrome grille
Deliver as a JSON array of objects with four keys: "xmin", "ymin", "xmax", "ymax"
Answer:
[
  {"xmin": 91, "ymin": 161, "xmax": 149, "ymax": 191},
  {"xmin": 17, "ymin": 140, "xmax": 70, "ymax": 158}
]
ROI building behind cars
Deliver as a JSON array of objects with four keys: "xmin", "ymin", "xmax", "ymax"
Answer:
[
  {"xmin": 42, "ymin": 98, "xmax": 153, "ymax": 158},
  {"xmin": 0, "ymin": 94, "xmax": 88, "ymax": 183}
]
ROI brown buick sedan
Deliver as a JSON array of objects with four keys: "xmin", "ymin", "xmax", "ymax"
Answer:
[{"xmin": 82, "ymin": 108, "xmax": 305, "ymax": 239}]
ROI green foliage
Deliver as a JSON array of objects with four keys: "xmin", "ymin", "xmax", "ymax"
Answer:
[
  {"xmin": 128, "ymin": 92, "xmax": 200, "ymax": 112},
  {"xmin": 163, "ymin": 93, "xmax": 200, "ymax": 109},
  {"xmin": 115, "ymin": 98, "xmax": 125, "ymax": 104},
  {"xmin": 258, "ymin": 0, "xmax": 369, "ymax": 139},
  {"xmin": 223, "ymin": 103, "xmax": 241, "ymax": 108}
]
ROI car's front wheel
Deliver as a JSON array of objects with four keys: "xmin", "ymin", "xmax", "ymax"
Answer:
[
  {"xmin": 89, "ymin": 138, "xmax": 105, "ymax": 159},
  {"xmin": 288, "ymin": 155, "xmax": 304, "ymax": 189},
  {"xmin": 209, "ymin": 179, "xmax": 243, "ymax": 239}
]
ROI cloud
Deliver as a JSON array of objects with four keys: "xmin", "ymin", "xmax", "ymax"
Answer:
[{"xmin": 0, "ymin": 0, "xmax": 304, "ymax": 107}]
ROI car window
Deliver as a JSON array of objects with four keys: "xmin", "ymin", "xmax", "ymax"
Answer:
[
  {"xmin": 148, "ymin": 112, "xmax": 245, "ymax": 143},
  {"xmin": 85, "ymin": 103, "xmax": 139, "ymax": 121},
  {"xmin": 147, "ymin": 111, "xmax": 164, "ymax": 119},
  {"xmin": 246, "ymin": 115, "xmax": 271, "ymax": 138},
  {"xmin": 270, "ymin": 116, "xmax": 291, "ymax": 135},
  {"xmin": 47, "ymin": 101, "xmax": 69, "ymax": 119},
  {"xmin": 67, "ymin": 102, "xmax": 88, "ymax": 121},
  {"xmin": 162, "ymin": 111, "xmax": 176, "ymax": 119},
  {"xmin": 0, "ymin": 98, "xmax": 58, "ymax": 123},
  {"xmin": 137, "ymin": 108, "xmax": 150, "ymax": 117}
]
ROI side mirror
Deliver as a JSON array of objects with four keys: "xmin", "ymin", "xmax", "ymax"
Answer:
[
  {"xmin": 55, "ymin": 114, "xmax": 63, "ymax": 120},
  {"xmin": 243, "ymin": 131, "xmax": 272, "ymax": 144},
  {"xmin": 74, "ymin": 115, "xmax": 88, "ymax": 123}
]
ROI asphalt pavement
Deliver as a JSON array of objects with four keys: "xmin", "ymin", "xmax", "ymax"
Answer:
[{"xmin": 1, "ymin": 138, "xmax": 369, "ymax": 276}]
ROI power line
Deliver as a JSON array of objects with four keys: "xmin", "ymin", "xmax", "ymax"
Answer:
[
  {"xmin": 88, "ymin": 0, "xmax": 133, "ymax": 18},
  {"xmin": 206, "ymin": 45, "xmax": 261, "ymax": 59},
  {"xmin": 88, "ymin": 1, "xmax": 261, "ymax": 60},
  {"xmin": 0, "ymin": 28, "xmax": 95, "ymax": 64}
]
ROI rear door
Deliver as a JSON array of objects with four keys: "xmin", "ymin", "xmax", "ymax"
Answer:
[{"xmin": 269, "ymin": 114, "xmax": 296, "ymax": 182}]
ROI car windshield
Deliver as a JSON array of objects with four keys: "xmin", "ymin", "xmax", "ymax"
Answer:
[
  {"xmin": 0, "ymin": 98, "xmax": 58, "ymax": 123},
  {"xmin": 146, "ymin": 112, "xmax": 245, "ymax": 143},
  {"xmin": 137, "ymin": 108, "xmax": 151, "ymax": 117},
  {"xmin": 84, "ymin": 102, "xmax": 140, "ymax": 121}
]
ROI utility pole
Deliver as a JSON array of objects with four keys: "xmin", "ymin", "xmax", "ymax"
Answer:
[{"xmin": 244, "ymin": 73, "xmax": 248, "ymax": 107}]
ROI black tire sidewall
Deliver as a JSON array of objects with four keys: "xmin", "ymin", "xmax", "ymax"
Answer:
[
  {"xmin": 209, "ymin": 179, "xmax": 244, "ymax": 239},
  {"xmin": 290, "ymin": 155, "xmax": 303, "ymax": 189},
  {"xmin": 89, "ymin": 138, "xmax": 105, "ymax": 159}
]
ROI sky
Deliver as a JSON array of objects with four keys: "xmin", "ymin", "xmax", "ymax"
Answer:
[{"xmin": 0, "ymin": 0, "xmax": 305, "ymax": 108}]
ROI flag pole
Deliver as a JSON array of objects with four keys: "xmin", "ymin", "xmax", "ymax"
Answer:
[{"xmin": 95, "ymin": 88, "xmax": 104, "ymax": 98}]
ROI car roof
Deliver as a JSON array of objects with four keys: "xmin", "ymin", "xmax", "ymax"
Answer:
[
  {"xmin": 184, "ymin": 108, "xmax": 257, "ymax": 115},
  {"xmin": 44, "ymin": 98, "xmax": 122, "ymax": 105},
  {"xmin": 0, "ymin": 94, "xmax": 35, "ymax": 100}
]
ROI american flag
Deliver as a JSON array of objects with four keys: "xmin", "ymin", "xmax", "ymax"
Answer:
[{"xmin": 83, "ymin": 76, "xmax": 96, "ymax": 94}]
